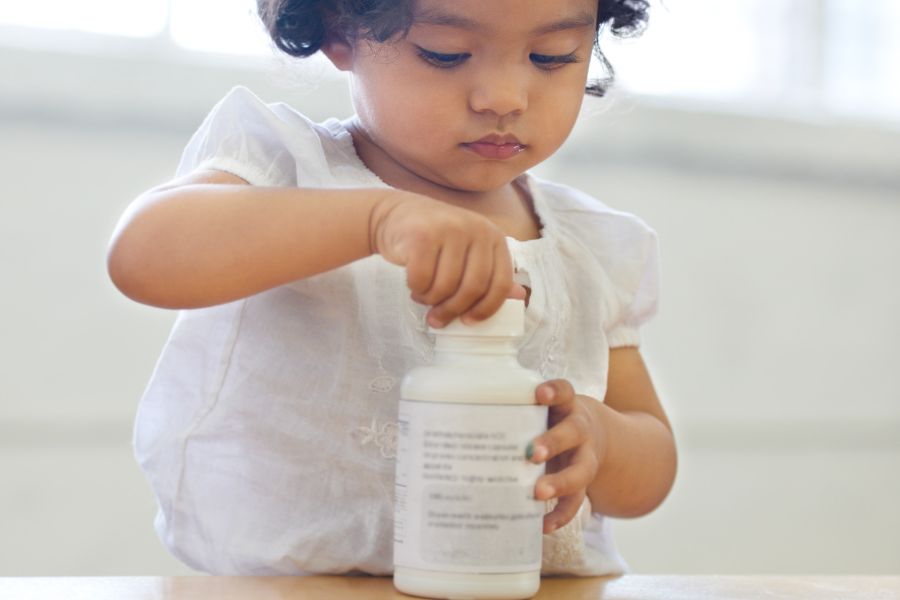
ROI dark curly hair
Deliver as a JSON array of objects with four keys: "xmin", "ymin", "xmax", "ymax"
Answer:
[{"xmin": 257, "ymin": 0, "xmax": 649, "ymax": 97}]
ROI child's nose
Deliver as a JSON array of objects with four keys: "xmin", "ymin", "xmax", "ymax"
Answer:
[{"xmin": 468, "ymin": 67, "xmax": 529, "ymax": 117}]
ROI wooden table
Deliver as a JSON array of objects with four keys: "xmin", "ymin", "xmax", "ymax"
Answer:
[{"xmin": 0, "ymin": 575, "xmax": 897, "ymax": 600}]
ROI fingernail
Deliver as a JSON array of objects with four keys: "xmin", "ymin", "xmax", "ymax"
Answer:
[
  {"xmin": 427, "ymin": 314, "xmax": 445, "ymax": 328},
  {"xmin": 526, "ymin": 443, "xmax": 546, "ymax": 462},
  {"xmin": 538, "ymin": 483, "xmax": 555, "ymax": 499},
  {"xmin": 539, "ymin": 386, "xmax": 555, "ymax": 404}
]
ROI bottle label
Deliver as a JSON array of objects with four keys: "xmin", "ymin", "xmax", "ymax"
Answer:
[{"xmin": 394, "ymin": 399, "xmax": 548, "ymax": 573}]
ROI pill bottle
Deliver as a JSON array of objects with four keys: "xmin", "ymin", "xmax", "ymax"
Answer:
[{"xmin": 394, "ymin": 298, "xmax": 547, "ymax": 600}]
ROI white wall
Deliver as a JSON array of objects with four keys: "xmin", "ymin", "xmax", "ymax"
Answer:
[{"xmin": 1, "ymin": 46, "xmax": 898, "ymax": 575}]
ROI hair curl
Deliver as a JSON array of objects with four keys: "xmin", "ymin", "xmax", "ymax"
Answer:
[{"xmin": 257, "ymin": 0, "xmax": 649, "ymax": 97}]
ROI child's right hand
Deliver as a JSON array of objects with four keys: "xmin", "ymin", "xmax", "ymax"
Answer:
[{"xmin": 369, "ymin": 191, "xmax": 525, "ymax": 328}]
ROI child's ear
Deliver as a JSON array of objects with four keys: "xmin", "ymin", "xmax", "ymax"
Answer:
[{"xmin": 321, "ymin": 37, "xmax": 354, "ymax": 71}]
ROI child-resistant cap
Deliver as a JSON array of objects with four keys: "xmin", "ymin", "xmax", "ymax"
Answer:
[{"xmin": 430, "ymin": 298, "xmax": 525, "ymax": 337}]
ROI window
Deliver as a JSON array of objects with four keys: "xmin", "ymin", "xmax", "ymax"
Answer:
[
  {"xmin": 1, "ymin": 0, "xmax": 898, "ymax": 122},
  {"xmin": 169, "ymin": 0, "xmax": 269, "ymax": 55},
  {"xmin": 600, "ymin": 0, "xmax": 791, "ymax": 102},
  {"xmin": 0, "ymin": 0, "xmax": 166, "ymax": 37},
  {"xmin": 823, "ymin": 0, "xmax": 900, "ymax": 121},
  {"xmin": 0, "ymin": 0, "xmax": 270, "ymax": 54},
  {"xmin": 599, "ymin": 0, "xmax": 900, "ymax": 122}
]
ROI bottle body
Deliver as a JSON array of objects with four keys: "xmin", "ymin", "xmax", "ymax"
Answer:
[{"xmin": 393, "ymin": 308, "xmax": 547, "ymax": 600}]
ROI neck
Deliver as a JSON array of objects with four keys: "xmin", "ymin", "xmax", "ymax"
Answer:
[
  {"xmin": 345, "ymin": 118, "xmax": 541, "ymax": 241},
  {"xmin": 346, "ymin": 117, "xmax": 507, "ymax": 201}
]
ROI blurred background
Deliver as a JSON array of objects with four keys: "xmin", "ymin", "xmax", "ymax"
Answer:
[{"xmin": 1, "ymin": 0, "xmax": 898, "ymax": 576}]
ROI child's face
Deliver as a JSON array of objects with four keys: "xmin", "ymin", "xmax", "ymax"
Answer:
[{"xmin": 332, "ymin": 0, "xmax": 597, "ymax": 193}]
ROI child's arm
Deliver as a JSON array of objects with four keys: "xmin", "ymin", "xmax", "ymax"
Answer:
[
  {"xmin": 108, "ymin": 169, "xmax": 517, "ymax": 325},
  {"xmin": 527, "ymin": 347, "xmax": 676, "ymax": 531}
]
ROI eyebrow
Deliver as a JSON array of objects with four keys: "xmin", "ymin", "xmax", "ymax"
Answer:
[{"xmin": 414, "ymin": 9, "xmax": 596, "ymax": 36}]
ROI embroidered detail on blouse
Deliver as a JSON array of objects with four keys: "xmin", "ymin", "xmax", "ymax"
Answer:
[
  {"xmin": 511, "ymin": 241, "xmax": 569, "ymax": 379},
  {"xmin": 407, "ymin": 301, "xmax": 434, "ymax": 362},
  {"xmin": 353, "ymin": 418, "xmax": 398, "ymax": 459},
  {"xmin": 541, "ymin": 497, "xmax": 587, "ymax": 571},
  {"xmin": 536, "ymin": 242, "xmax": 570, "ymax": 379},
  {"xmin": 368, "ymin": 375, "xmax": 396, "ymax": 393}
]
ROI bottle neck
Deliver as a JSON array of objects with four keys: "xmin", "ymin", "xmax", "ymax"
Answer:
[{"xmin": 433, "ymin": 335, "xmax": 519, "ymax": 364}]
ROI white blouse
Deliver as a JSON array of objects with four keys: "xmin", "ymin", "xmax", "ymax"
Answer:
[{"xmin": 134, "ymin": 86, "xmax": 660, "ymax": 576}]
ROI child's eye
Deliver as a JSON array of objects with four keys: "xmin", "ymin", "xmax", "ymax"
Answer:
[
  {"xmin": 530, "ymin": 52, "xmax": 580, "ymax": 70},
  {"xmin": 416, "ymin": 47, "xmax": 470, "ymax": 69}
]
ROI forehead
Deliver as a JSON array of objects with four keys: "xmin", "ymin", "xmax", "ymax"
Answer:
[{"xmin": 412, "ymin": 0, "xmax": 598, "ymax": 36}]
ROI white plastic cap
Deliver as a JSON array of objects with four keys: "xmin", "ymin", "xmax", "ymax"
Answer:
[{"xmin": 430, "ymin": 298, "xmax": 525, "ymax": 338}]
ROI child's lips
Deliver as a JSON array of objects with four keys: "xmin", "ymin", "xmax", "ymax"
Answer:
[{"xmin": 461, "ymin": 135, "xmax": 526, "ymax": 160}]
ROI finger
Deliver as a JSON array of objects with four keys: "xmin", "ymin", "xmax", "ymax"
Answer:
[
  {"xmin": 527, "ymin": 413, "xmax": 592, "ymax": 464},
  {"xmin": 535, "ymin": 445, "xmax": 598, "ymax": 500},
  {"xmin": 543, "ymin": 491, "xmax": 586, "ymax": 534},
  {"xmin": 508, "ymin": 281, "xmax": 527, "ymax": 300},
  {"xmin": 536, "ymin": 379, "xmax": 576, "ymax": 408},
  {"xmin": 418, "ymin": 240, "xmax": 469, "ymax": 308},
  {"xmin": 428, "ymin": 239, "xmax": 494, "ymax": 326},
  {"xmin": 461, "ymin": 240, "xmax": 513, "ymax": 324},
  {"xmin": 405, "ymin": 244, "xmax": 441, "ymax": 299}
]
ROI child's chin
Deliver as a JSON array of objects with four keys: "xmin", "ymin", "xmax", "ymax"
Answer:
[{"xmin": 446, "ymin": 170, "xmax": 524, "ymax": 193}]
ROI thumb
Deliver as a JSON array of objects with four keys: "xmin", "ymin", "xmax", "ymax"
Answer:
[{"xmin": 508, "ymin": 282, "xmax": 528, "ymax": 301}]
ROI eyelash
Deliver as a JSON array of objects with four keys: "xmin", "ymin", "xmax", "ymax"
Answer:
[
  {"xmin": 416, "ymin": 48, "xmax": 470, "ymax": 68},
  {"xmin": 529, "ymin": 52, "xmax": 580, "ymax": 70},
  {"xmin": 415, "ymin": 47, "xmax": 580, "ymax": 71}
]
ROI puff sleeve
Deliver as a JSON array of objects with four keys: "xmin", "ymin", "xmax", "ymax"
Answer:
[
  {"xmin": 531, "ymin": 178, "xmax": 660, "ymax": 350},
  {"xmin": 603, "ymin": 222, "xmax": 660, "ymax": 348},
  {"xmin": 174, "ymin": 86, "xmax": 333, "ymax": 188}
]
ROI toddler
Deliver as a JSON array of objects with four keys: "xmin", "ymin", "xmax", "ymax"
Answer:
[{"xmin": 108, "ymin": 0, "xmax": 677, "ymax": 576}]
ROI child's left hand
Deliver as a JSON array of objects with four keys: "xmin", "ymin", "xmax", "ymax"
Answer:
[{"xmin": 527, "ymin": 379, "xmax": 605, "ymax": 534}]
